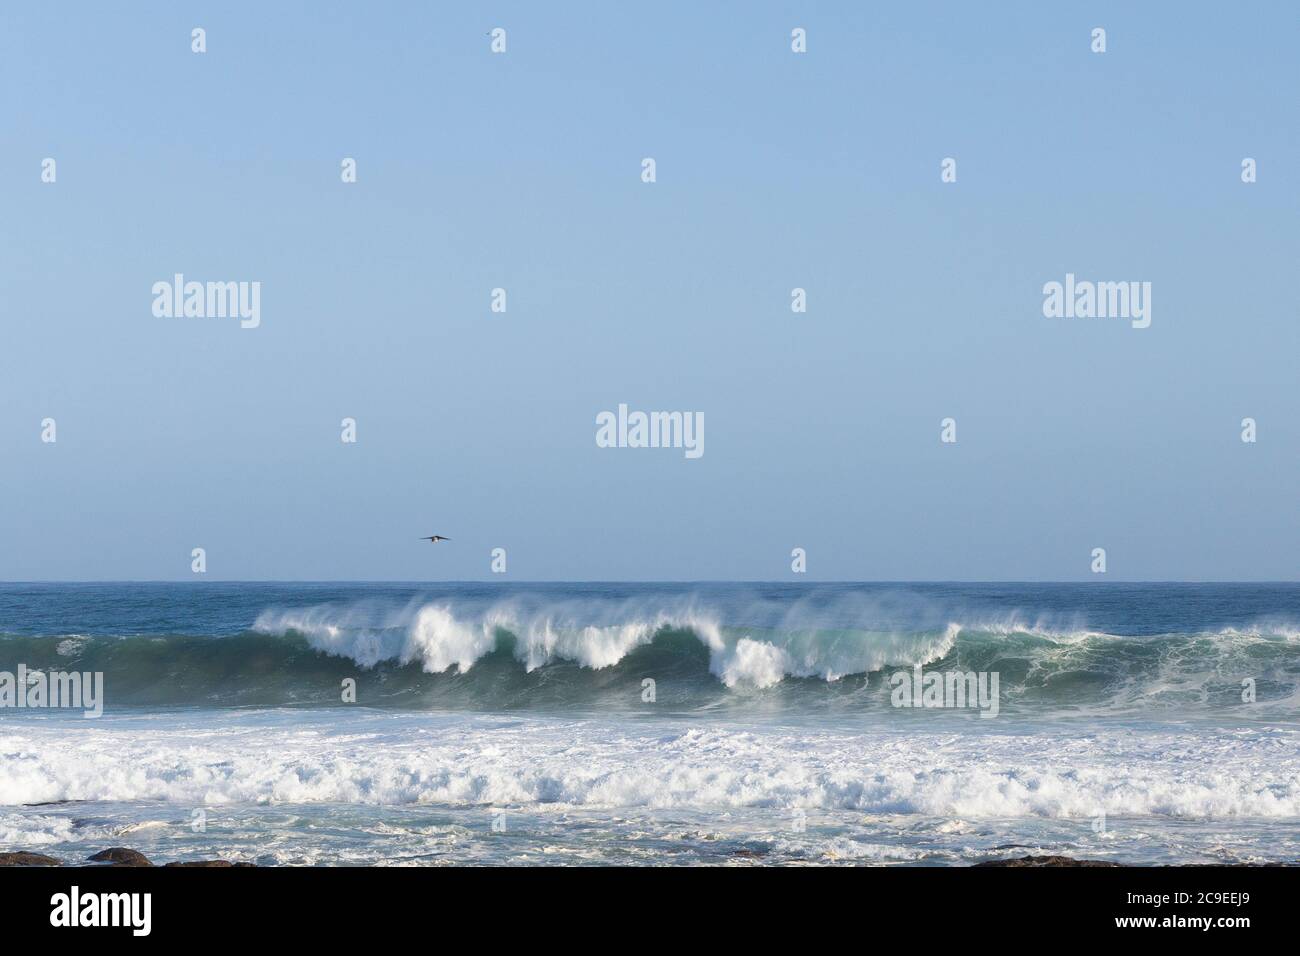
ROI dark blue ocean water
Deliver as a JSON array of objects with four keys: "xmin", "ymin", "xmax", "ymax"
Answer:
[{"xmin": 3, "ymin": 581, "xmax": 1298, "ymax": 638}]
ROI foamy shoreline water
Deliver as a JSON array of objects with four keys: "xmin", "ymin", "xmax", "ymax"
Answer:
[{"xmin": 2, "ymin": 708, "xmax": 1298, "ymax": 865}]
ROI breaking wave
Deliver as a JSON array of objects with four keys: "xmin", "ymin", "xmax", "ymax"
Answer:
[{"xmin": 2, "ymin": 594, "xmax": 1296, "ymax": 716}]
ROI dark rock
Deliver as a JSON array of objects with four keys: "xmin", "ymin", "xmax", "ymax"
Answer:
[
  {"xmin": 87, "ymin": 847, "xmax": 153, "ymax": 867},
  {"xmin": 975, "ymin": 854, "xmax": 1119, "ymax": 867},
  {"xmin": 164, "ymin": 860, "xmax": 255, "ymax": 867},
  {"xmin": 0, "ymin": 851, "xmax": 61, "ymax": 867}
]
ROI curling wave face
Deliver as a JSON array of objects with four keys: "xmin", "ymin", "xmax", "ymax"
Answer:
[{"xmin": 1, "ymin": 584, "xmax": 1296, "ymax": 718}]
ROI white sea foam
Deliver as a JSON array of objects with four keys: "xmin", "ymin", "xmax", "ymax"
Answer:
[
  {"xmin": 55, "ymin": 637, "xmax": 88, "ymax": 657},
  {"xmin": 0, "ymin": 811, "xmax": 79, "ymax": 846},
  {"xmin": 3, "ymin": 711, "xmax": 1297, "ymax": 820}
]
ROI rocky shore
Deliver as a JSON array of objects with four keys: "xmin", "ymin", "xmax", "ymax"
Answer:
[
  {"xmin": 1, "ymin": 848, "xmax": 1280, "ymax": 867},
  {"xmin": 974, "ymin": 855, "xmax": 1121, "ymax": 867},
  {"xmin": 0, "ymin": 847, "xmax": 253, "ymax": 867},
  {"xmin": 5, "ymin": 847, "xmax": 1124, "ymax": 867}
]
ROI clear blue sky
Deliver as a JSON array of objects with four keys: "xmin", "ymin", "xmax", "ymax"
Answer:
[{"xmin": 1, "ymin": 2, "xmax": 1296, "ymax": 581}]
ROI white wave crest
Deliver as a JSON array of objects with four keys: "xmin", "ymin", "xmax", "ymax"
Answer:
[
  {"xmin": 713, "ymin": 638, "xmax": 792, "ymax": 689},
  {"xmin": 253, "ymin": 599, "xmax": 954, "ymax": 688},
  {"xmin": 405, "ymin": 605, "xmax": 496, "ymax": 673}
]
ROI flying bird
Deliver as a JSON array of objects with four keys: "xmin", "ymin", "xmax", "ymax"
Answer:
[{"xmin": 419, "ymin": 535, "xmax": 451, "ymax": 543}]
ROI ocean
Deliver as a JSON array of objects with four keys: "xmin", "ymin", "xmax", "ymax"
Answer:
[{"xmin": 1, "ymin": 582, "xmax": 1297, "ymax": 866}]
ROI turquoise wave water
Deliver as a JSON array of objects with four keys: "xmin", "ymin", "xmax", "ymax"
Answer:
[{"xmin": 3, "ymin": 614, "xmax": 1296, "ymax": 717}]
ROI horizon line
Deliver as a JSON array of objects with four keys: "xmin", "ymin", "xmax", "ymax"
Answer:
[{"xmin": 2, "ymin": 579, "xmax": 1297, "ymax": 586}]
